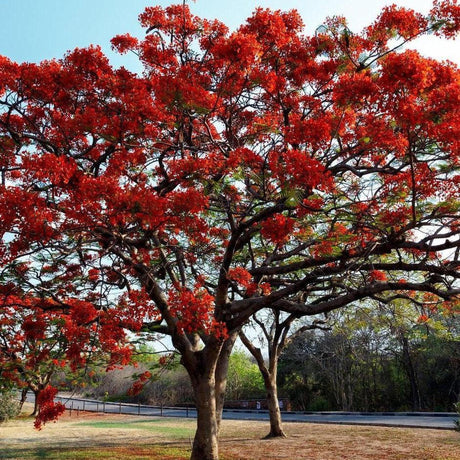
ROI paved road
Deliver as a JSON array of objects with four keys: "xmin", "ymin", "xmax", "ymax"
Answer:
[
  {"xmin": 44, "ymin": 395, "xmax": 458, "ymax": 430},
  {"xmin": 224, "ymin": 410, "xmax": 457, "ymax": 429}
]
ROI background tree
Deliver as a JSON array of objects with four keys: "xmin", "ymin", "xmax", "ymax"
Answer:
[
  {"xmin": 0, "ymin": 270, "xmax": 90, "ymax": 417},
  {"xmin": 0, "ymin": 248, "xmax": 135, "ymax": 422},
  {"xmin": 1, "ymin": 2, "xmax": 460, "ymax": 459},
  {"xmin": 239, "ymin": 311, "xmax": 328, "ymax": 437},
  {"xmin": 278, "ymin": 301, "xmax": 460, "ymax": 412},
  {"xmin": 373, "ymin": 295, "xmax": 460, "ymax": 411}
]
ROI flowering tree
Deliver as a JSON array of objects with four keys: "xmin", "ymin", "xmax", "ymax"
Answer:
[
  {"xmin": 0, "ymin": 287, "xmax": 69, "ymax": 419},
  {"xmin": 0, "ymin": 268, "xmax": 113, "ymax": 422},
  {"xmin": 1, "ymin": 2, "xmax": 460, "ymax": 459}
]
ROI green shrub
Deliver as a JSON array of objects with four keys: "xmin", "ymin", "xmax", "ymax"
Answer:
[
  {"xmin": 0, "ymin": 391, "xmax": 20, "ymax": 423},
  {"xmin": 308, "ymin": 395, "xmax": 331, "ymax": 411}
]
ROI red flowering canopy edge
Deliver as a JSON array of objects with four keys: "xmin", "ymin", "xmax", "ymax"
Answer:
[{"xmin": 1, "ymin": 2, "xmax": 460, "ymax": 459}]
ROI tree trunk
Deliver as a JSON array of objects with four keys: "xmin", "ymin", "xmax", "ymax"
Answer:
[
  {"xmin": 264, "ymin": 371, "xmax": 286, "ymax": 438},
  {"xmin": 183, "ymin": 336, "xmax": 236, "ymax": 460},
  {"xmin": 18, "ymin": 388, "xmax": 28, "ymax": 411},
  {"xmin": 215, "ymin": 333, "xmax": 238, "ymax": 433},
  {"xmin": 401, "ymin": 335, "xmax": 421, "ymax": 411},
  {"xmin": 191, "ymin": 377, "xmax": 220, "ymax": 460},
  {"xmin": 239, "ymin": 329, "xmax": 286, "ymax": 438},
  {"xmin": 32, "ymin": 389, "xmax": 40, "ymax": 416}
]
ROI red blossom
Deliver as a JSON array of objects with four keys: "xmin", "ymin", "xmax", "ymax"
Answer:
[
  {"xmin": 431, "ymin": 0, "xmax": 460, "ymax": 38},
  {"xmin": 260, "ymin": 215, "xmax": 295, "ymax": 245},
  {"xmin": 417, "ymin": 314, "xmax": 430, "ymax": 323},
  {"xmin": 127, "ymin": 370, "xmax": 152, "ymax": 396},
  {"xmin": 34, "ymin": 386, "xmax": 66, "ymax": 430},
  {"xmin": 369, "ymin": 270, "xmax": 388, "ymax": 282},
  {"xmin": 227, "ymin": 267, "xmax": 253, "ymax": 288},
  {"xmin": 111, "ymin": 34, "xmax": 139, "ymax": 53}
]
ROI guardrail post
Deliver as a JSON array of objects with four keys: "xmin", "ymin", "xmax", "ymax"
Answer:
[
  {"xmin": 160, "ymin": 404, "xmax": 163, "ymax": 417},
  {"xmin": 119, "ymin": 402, "xmax": 121, "ymax": 414},
  {"xmin": 83, "ymin": 401, "xmax": 85, "ymax": 411},
  {"xmin": 103, "ymin": 402, "xmax": 106, "ymax": 413},
  {"xmin": 138, "ymin": 403, "xmax": 140, "ymax": 415},
  {"xmin": 186, "ymin": 406, "xmax": 189, "ymax": 418}
]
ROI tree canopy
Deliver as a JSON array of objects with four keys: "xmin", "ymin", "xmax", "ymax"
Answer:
[{"xmin": 1, "ymin": 1, "xmax": 460, "ymax": 459}]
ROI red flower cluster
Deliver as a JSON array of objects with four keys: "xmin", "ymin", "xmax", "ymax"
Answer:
[
  {"xmin": 127, "ymin": 371, "xmax": 152, "ymax": 396},
  {"xmin": 169, "ymin": 286, "xmax": 227, "ymax": 339},
  {"xmin": 34, "ymin": 386, "xmax": 66, "ymax": 430},
  {"xmin": 260, "ymin": 215, "xmax": 295, "ymax": 245},
  {"xmin": 369, "ymin": 270, "xmax": 388, "ymax": 282},
  {"xmin": 227, "ymin": 267, "xmax": 252, "ymax": 288}
]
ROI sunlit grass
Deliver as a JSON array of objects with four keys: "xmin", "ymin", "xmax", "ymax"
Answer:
[{"xmin": 77, "ymin": 417, "xmax": 196, "ymax": 438}]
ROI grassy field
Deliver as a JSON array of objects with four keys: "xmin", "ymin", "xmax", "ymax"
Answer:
[{"xmin": 1, "ymin": 406, "xmax": 459, "ymax": 460}]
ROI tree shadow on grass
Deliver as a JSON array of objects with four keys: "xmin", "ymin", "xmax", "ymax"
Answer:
[
  {"xmin": 1, "ymin": 444, "xmax": 191, "ymax": 460},
  {"xmin": 2, "ymin": 447, "xmax": 64, "ymax": 459}
]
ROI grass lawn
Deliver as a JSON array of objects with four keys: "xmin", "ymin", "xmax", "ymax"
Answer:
[{"xmin": 1, "ymin": 406, "xmax": 459, "ymax": 459}]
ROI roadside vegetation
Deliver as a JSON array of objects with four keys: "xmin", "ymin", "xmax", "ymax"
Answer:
[
  {"xmin": 0, "ymin": 390, "xmax": 20, "ymax": 423},
  {"xmin": 53, "ymin": 306, "xmax": 459, "ymax": 415}
]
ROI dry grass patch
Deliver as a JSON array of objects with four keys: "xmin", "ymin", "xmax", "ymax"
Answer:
[
  {"xmin": 219, "ymin": 421, "xmax": 460, "ymax": 460},
  {"xmin": 1, "ymin": 406, "xmax": 458, "ymax": 460}
]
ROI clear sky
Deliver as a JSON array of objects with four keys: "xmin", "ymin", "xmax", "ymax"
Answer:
[{"xmin": 1, "ymin": 0, "xmax": 459, "ymax": 68}]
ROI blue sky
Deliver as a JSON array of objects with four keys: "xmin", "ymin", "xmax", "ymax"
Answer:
[{"xmin": 1, "ymin": 0, "xmax": 458, "ymax": 67}]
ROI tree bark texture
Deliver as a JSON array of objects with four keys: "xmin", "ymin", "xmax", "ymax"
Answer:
[
  {"xmin": 191, "ymin": 377, "xmax": 220, "ymax": 460},
  {"xmin": 182, "ymin": 336, "xmax": 236, "ymax": 460},
  {"xmin": 263, "ymin": 371, "xmax": 286, "ymax": 438}
]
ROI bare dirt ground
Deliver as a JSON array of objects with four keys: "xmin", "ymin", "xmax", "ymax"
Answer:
[{"xmin": 1, "ymin": 406, "xmax": 459, "ymax": 460}]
